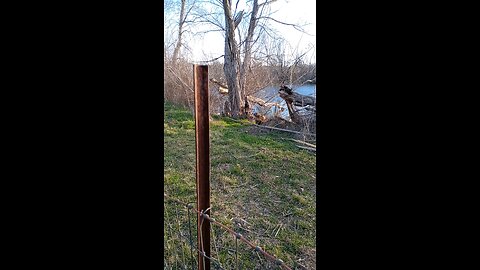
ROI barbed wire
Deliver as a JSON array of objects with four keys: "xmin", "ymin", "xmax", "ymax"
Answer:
[{"xmin": 164, "ymin": 193, "xmax": 293, "ymax": 270}]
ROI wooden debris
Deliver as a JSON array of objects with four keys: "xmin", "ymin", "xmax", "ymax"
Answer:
[
  {"xmin": 210, "ymin": 78, "xmax": 228, "ymax": 89},
  {"xmin": 278, "ymin": 85, "xmax": 316, "ymax": 124},
  {"xmin": 278, "ymin": 86, "xmax": 316, "ymax": 107}
]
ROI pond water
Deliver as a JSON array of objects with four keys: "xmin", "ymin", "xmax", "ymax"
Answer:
[{"xmin": 252, "ymin": 84, "xmax": 316, "ymax": 121}]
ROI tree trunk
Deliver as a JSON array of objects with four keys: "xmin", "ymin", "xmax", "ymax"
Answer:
[
  {"xmin": 172, "ymin": 0, "xmax": 186, "ymax": 66},
  {"xmin": 279, "ymin": 86, "xmax": 316, "ymax": 107},
  {"xmin": 278, "ymin": 86, "xmax": 315, "ymax": 124},
  {"xmin": 239, "ymin": 0, "xmax": 259, "ymax": 115},
  {"xmin": 223, "ymin": 0, "xmax": 243, "ymax": 118}
]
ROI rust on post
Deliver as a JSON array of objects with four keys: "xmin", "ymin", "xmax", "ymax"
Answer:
[{"xmin": 193, "ymin": 64, "xmax": 210, "ymax": 270}]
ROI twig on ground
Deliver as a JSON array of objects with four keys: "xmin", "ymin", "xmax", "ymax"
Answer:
[
  {"xmin": 287, "ymin": 138, "xmax": 316, "ymax": 148},
  {"xmin": 296, "ymin": 145, "xmax": 316, "ymax": 152},
  {"xmin": 253, "ymin": 124, "xmax": 316, "ymax": 137}
]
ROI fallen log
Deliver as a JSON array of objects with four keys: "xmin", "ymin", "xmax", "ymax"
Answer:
[
  {"xmin": 246, "ymin": 96, "xmax": 284, "ymax": 110},
  {"xmin": 210, "ymin": 78, "xmax": 228, "ymax": 89},
  {"xmin": 278, "ymin": 86, "xmax": 316, "ymax": 107},
  {"xmin": 278, "ymin": 85, "xmax": 316, "ymax": 124},
  {"xmin": 210, "ymin": 79, "xmax": 281, "ymax": 106},
  {"xmin": 247, "ymin": 95, "xmax": 266, "ymax": 105},
  {"xmin": 210, "ymin": 79, "xmax": 286, "ymax": 118}
]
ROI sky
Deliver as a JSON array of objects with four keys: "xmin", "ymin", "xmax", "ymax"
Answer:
[{"xmin": 165, "ymin": 0, "xmax": 316, "ymax": 63}]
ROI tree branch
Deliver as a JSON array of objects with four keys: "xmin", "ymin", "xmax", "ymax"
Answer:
[
  {"xmin": 256, "ymin": 16, "xmax": 313, "ymax": 36},
  {"xmin": 258, "ymin": 0, "xmax": 278, "ymax": 8}
]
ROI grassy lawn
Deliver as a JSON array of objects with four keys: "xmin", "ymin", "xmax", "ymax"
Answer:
[{"xmin": 164, "ymin": 102, "xmax": 316, "ymax": 269}]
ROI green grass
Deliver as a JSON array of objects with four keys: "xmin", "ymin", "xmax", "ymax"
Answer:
[{"xmin": 164, "ymin": 102, "xmax": 316, "ymax": 269}]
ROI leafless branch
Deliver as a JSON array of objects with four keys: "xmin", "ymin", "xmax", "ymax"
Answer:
[
  {"xmin": 202, "ymin": 55, "xmax": 225, "ymax": 63},
  {"xmin": 258, "ymin": 0, "xmax": 278, "ymax": 8},
  {"xmin": 166, "ymin": 66, "xmax": 194, "ymax": 92},
  {"xmin": 256, "ymin": 16, "xmax": 313, "ymax": 36}
]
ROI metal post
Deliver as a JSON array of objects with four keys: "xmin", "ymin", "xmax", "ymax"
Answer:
[{"xmin": 193, "ymin": 64, "xmax": 210, "ymax": 270}]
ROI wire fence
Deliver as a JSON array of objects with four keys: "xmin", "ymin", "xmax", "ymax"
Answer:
[{"xmin": 164, "ymin": 193, "xmax": 299, "ymax": 270}]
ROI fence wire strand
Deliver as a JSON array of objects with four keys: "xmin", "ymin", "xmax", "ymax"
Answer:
[
  {"xmin": 187, "ymin": 205, "xmax": 195, "ymax": 270},
  {"xmin": 165, "ymin": 193, "xmax": 293, "ymax": 270}
]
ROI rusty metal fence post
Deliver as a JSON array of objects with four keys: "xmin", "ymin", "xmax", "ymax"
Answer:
[{"xmin": 193, "ymin": 65, "xmax": 210, "ymax": 270}]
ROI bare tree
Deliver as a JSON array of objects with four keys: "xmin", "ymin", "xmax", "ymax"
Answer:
[
  {"xmin": 171, "ymin": 0, "xmax": 186, "ymax": 66},
  {"xmin": 164, "ymin": 0, "xmax": 314, "ymax": 122},
  {"xmin": 169, "ymin": 0, "xmax": 198, "ymax": 66},
  {"xmin": 221, "ymin": 0, "xmax": 303, "ymax": 118},
  {"xmin": 222, "ymin": 0, "xmax": 244, "ymax": 118},
  {"xmin": 239, "ymin": 0, "xmax": 259, "ymax": 114}
]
